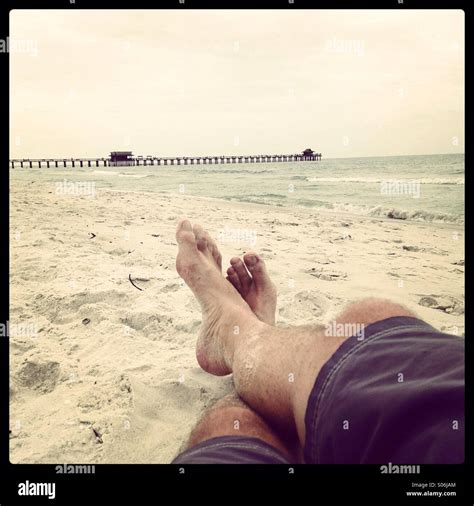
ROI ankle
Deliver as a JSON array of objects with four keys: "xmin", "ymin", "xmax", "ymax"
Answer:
[{"xmin": 226, "ymin": 318, "xmax": 269, "ymax": 371}]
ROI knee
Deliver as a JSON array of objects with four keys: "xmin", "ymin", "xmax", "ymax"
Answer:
[
  {"xmin": 336, "ymin": 297, "xmax": 417, "ymax": 327},
  {"xmin": 185, "ymin": 394, "xmax": 290, "ymax": 456},
  {"xmin": 186, "ymin": 397, "xmax": 263, "ymax": 448}
]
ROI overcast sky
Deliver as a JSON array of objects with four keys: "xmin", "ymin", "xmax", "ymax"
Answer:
[{"xmin": 9, "ymin": 9, "xmax": 464, "ymax": 159}]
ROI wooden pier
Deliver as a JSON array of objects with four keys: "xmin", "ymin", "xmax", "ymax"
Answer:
[{"xmin": 10, "ymin": 148, "xmax": 322, "ymax": 169}]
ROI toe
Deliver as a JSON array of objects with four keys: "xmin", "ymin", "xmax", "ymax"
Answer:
[
  {"xmin": 206, "ymin": 232, "xmax": 223, "ymax": 271},
  {"xmin": 176, "ymin": 218, "xmax": 193, "ymax": 236},
  {"xmin": 176, "ymin": 219, "xmax": 200, "ymax": 278},
  {"xmin": 230, "ymin": 257, "xmax": 251, "ymax": 295},
  {"xmin": 176, "ymin": 219, "xmax": 198, "ymax": 251},
  {"xmin": 193, "ymin": 224, "xmax": 212, "ymax": 256},
  {"xmin": 243, "ymin": 253, "xmax": 270, "ymax": 289},
  {"xmin": 226, "ymin": 266, "xmax": 242, "ymax": 292},
  {"xmin": 212, "ymin": 247, "xmax": 223, "ymax": 271}
]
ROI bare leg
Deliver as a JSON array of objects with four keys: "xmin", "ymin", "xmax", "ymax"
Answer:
[
  {"xmin": 180, "ymin": 393, "xmax": 300, "ymax": 462},
  {"xmin": 175, "ymin": 219, "xmax": 417, "ymax": 446},
  {"xmin": 232, "ymin": 298, "xmax": 417, "ymax": 444}
]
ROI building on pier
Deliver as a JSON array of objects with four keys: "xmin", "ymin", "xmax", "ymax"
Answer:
[
  {"xmin": 109, "ymin": 151, "xmax": 134, "ymax": 166},
  {"xmin": 302, "ymin": 148, "xmax": 315, "ymax": 159}
]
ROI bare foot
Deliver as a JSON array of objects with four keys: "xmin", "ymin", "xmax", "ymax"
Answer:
[
  {"xmin": 175, "ymin": 219, "xmax": 264, "ymax": 376},
  {"xmin": 226, "ymin": 254, "xmax": 277, "ymax": 325}
]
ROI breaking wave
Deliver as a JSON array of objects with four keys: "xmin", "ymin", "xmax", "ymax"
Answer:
[
  {"xmin": 92, "ymin": 170, "xmax": 118, "ymax": 176},
  {"xmin": 306, "ymin": 177, "xmax": 464, "ymax": 185},
  {"xmin": 366, "ymin": 205, "xmax": 464, "ymax": 224},
  {"xmin": 227, "ymin": 195, "xmax": 463, "ymax": 224}
]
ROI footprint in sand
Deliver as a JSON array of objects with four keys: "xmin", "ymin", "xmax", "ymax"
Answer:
[
  {"xmin": 78, "ymin": 373, "xmax": 134, "ymax": 414},
  {"xmin": 418, "ymin": 295, "xmax": 464, "ymax": 315},
  {"xmin": 402, "ymin": 245, "xmax": 422, "ymax": 252},
  {"xmin": 120, "ymin": 312, "xmax": 174, "ymax": 340},
  {"xmin": 134, "ymin": 368, "xmax": 232, "ymax": 422},
  {"xmin": 279, "ymin": 290, "xmax": 330, "ymax": 322},
  {"xmin": 175, "ymin": 320, "xmax": 201, "ymax": 334},
  {"xmin": 102, "ymin": 370, "xmax": 233, "ymax": 462},
  {"xmin": 29, "ymin": 291, "xmax": 130, "ymax": 325},
  {"xmin": 14, "ymin": 360, "xmax": 61, "ymax": 394},
  {"xmin": 441, "ymin": 325, "xmax": 464, "ymax": 337},
  {"xmin": 307, "ymin": 268, "xmax": 347, "ymax": 281},
  {"xmin": 108, "ymin": 247, "xmax": 130, "ymax": 256},
  {"xmin": 161, "ymin": 282, "xmax": 182, "ymax": 293},
  {"xmin": 10, "ymin": 337, "xmax": 37, "ymax": 355}
]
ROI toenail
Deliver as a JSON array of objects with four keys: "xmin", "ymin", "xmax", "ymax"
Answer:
[{"xmin": 246, "ymin": 255, "xmax": 258, "ymax": 266}]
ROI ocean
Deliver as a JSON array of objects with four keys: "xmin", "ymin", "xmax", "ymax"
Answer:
[{"xmin": 11, "ymin": 153, "xmax": 464, "ymax": 225}]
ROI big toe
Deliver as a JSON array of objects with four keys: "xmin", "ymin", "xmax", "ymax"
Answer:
[
  {"xmin": 243, "ymin": 253, "xmax": 272, "ymax": 289},
  {"xmin": 176, "ymin": 219, "xmax": 197, "ymax": 252}
]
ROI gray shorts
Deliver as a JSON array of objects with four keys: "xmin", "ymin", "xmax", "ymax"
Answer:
[{"xmin": 172, "ymin": 316, "xmax": 464, "ymax": 464}]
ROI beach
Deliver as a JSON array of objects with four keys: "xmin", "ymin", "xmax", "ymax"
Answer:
[{"xmin": 9, "ymin": 172, "xmax": 464, "ymax": 464}]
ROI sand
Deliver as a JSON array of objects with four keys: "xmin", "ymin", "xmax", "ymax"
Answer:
[{"xmin": 9, "ymin": 178, "xmax": 464, "ymax": 463}]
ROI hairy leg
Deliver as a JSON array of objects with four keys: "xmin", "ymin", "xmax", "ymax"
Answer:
[
  {"xmin": 231, "ymin": 298, "xmax": 417, "ymax": 444},
  {"xmin": 181, "ymin": 393, "xmax": 300, "ymax": 462}
]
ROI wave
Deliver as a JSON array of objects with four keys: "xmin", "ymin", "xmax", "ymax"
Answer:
[
  {"xmin": 92, "ymin": 170, "xmax": 118, "ymax": 176},
  {"xmin": 291, "ymin": 199, "xmax": 334, "ymax": 209},
  {"xmin": 321, "ymin": 202, "xmax": 463, "ymax": 224},
  {"xmin": 227, "ymin": 192, "xmax": 288, "ymax": 201},
  {"xmin": 306, "ymin": 177, "xmax": 464, "ymax": 185},
  {"xmin": 365, "ymin": 205, "xmax": 463, "ymax": 224},
  {"xmin": 225, "ymin": 195, "xmax": 463, "ymax": 224},
  {"xmin": 224, "ymin": 194, "xmax": 286, "ymax": 206},
  {"xmin": 173, "ymin": 168, "xmax": 276, "ymax": 175}
]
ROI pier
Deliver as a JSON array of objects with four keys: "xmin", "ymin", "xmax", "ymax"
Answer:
[{"xmin": 10, "ymin": 148, "xmax": 322, "ymax": 169}]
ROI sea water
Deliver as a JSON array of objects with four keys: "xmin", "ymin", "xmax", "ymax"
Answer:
[{"xmin": 11, "ymin": 153, "xmax": 464, "ymax": 225}]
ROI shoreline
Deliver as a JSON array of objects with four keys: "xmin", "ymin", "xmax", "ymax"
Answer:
[
  {"xmin": 10, "ymin": 167, "xmax": 464, "ymax": 228},
  {"xmin": 102, "ymin": 188, "xmax": 465, "ymax": 230}
]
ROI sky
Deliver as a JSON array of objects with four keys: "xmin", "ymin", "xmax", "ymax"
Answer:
[{"xmin": 9, "ymin": 9, "xmax": 464, "ymax": 159}]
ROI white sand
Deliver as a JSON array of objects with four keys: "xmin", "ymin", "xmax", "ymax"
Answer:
[{"xmin": 9, "ymin": 179, "xmax": 464, "ymax": 463}]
